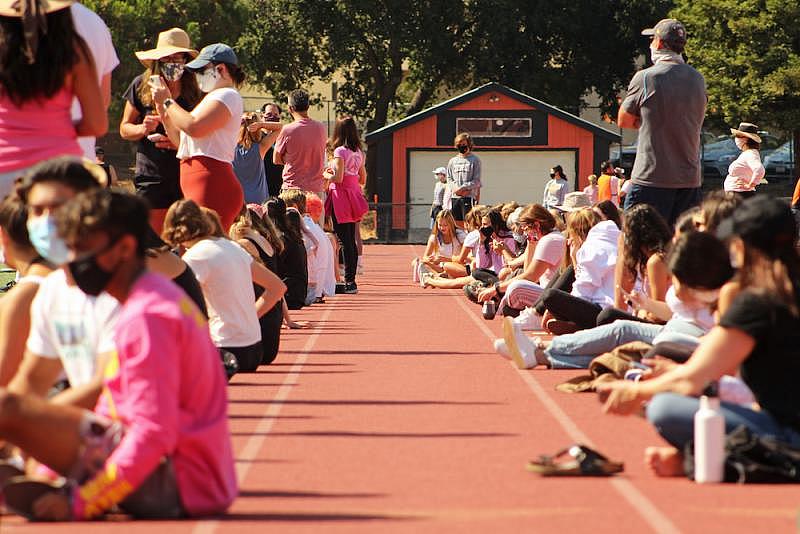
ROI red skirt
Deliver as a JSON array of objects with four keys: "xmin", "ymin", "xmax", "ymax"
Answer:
[{"xmin": 180, "ymin": 156, "xmax": 244, "ymax": 232}]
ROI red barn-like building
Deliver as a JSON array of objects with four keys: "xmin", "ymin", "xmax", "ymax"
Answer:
[{"xmin": 365, "ymin": 82, "xmax": 620, "ymax": 239}]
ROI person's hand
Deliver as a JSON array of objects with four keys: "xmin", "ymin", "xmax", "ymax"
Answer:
[
  {"xmin": 477, "ymin": 286, "xmax": 497, "ymax": 303},
  {"xmin": 641, "ymin": 356, "xmax": 679, "ymax": 378},
  {"xmin": 149, "ymin": 78, "xmax": 172, "ymax": 106},
  {"xmin": 623, "ymin": 289, "xmax": 649, "ymax": 312},
  {"xmin": 248, "ymin": 121, "xmax": 265, "ymax": 134},
  {"xmin": 597, "ymin": 381, "xmax": 645, "ymax": 415},
  {"xmin": 155, "ymin": 137, "xmax": 177, "ymax": 150},
  {"xmin": 491, "ymin": 239, "xmax": 506, "ymax": 253},
  {"xmin": 142, "ymin": 113, "xmax": 161, "ymax": 134},
  {"xmin": 32, "ymin": 491, "xmax": 71, "ymax": 521},
  {"xmin": 323, "ymin": 167, "xmax": 334, "ymax": 180}
]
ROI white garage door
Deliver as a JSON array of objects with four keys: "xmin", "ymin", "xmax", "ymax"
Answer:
[{"xmin": 408, "ymin": 150, "xmax": 576, "ymax": 230}]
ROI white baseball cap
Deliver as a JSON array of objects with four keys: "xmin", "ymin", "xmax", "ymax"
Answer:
[{"xmin": 432, "ymin": 167, "xmax": 447, "ymax": 175}]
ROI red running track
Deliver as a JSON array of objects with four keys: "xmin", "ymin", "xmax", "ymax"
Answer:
[{"xmin": 3, "ymin": 244, "xmax": 799, "ymax": 533}]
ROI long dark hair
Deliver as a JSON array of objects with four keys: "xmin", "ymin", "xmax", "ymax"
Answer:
[
  {"xmin": 482, "ymin": 209, "xmax": 511, "ymax": 256},
  {"xmin": 327, "ymin": 116, "xmax": 362, "ymax": 156},
  {"xmin": 622, "ymin": 204, "xmax": 672, "ymax": 281},
  {"xmin": 0, "ymin": 8, "xmax": 89, "ymax": 106},
  {"xmin": 266, "ymin": 197, "xmax": 302, "ymax": 245}
]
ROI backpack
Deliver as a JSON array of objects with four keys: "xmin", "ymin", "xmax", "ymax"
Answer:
[{"xmin": 684, "ymin": 425, "xmax": 800, "ymax": 483}]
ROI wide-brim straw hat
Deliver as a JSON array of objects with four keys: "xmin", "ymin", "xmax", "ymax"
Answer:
[
  {"xmin": 730, "ymin": 122, "xmax": 762, "ymax": 144},
  {"xmin": 554, "ymin": 191, "xmax": 593, "ymax": 212},
  {"xmin": 135, "ymin": 28, "xmax": 198, "ymax": 66},
  {"xmin": 0, "ymin": 0, "xmax": 73, "ymax": 16}
]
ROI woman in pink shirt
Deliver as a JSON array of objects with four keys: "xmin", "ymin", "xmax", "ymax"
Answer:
[
  {"xmin": 0, "ymin": 0, "xmax": 106, "ymax": 198},
  {"xmin": 324, "ymin": 116, "xmax": 368, "ymax": 294}
]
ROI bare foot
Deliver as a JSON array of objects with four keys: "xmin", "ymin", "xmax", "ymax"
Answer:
[{"xmin": 644, "ymin": 446, "xmax": 684, "ymax": 477}]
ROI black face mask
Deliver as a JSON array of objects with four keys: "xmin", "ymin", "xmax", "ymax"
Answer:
[
  {"xmin": 68, "ymin": 244, "xmax": 117, "ymax": 296},
  {"xmin": 480, "ymin": 226, "xmax": 494, "ymax": 238},
  {"xmin": 457, "ymin": 145, "xmax": 469, "ymax": 154}
]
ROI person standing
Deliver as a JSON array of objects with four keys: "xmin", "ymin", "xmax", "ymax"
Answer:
[
  {"xmin": 0, "ymin": 0, "xmax": 106, "ymax": 198},
  {"xmin": 70, "ymin": 2, "xmax": 119, "ymax": 160},
  {"xmin": 618, "ymin": 18, "xmax": 707, "ymax": 225},
  {"xmin": 151, "ymin": 43, "xmax": 245, "ymax": 232},
  {"xmin": 273, "ymin": 90, "xmax": 327, "ymax": 205},
  {"xmin": 325, "ymin": 117, "xmax": 369, "ymax": 294},
  {"xmin": 596, "ymin": 160, "xmax": 621, "ymax": 206},
  {"xmin": 723, "ymin": 122, "xmax": 765, "ymax": 198},
  {"xmin": 261, "ymin": 102, "xmax": 285, "ymax": 197},
  {"xmin": 120, "ymin": 28, "xmax": 201, "ymax": 233},
  {"xmin": 542, "ymin": 165, "xmax": 569, "ymax": 210},
  {"xmin": 430, "ymin": 166, "xmax": 448, "ymax": 228},
  {"xmin": 447, "ymin": 133, "xmax": 482, "ymax": 228},
  {"xmin": 583, "ymin": 174, "xmax": 598, "ymax": 205},
  {"xmin": 233, "ymin": 112, "xmax": 282, "ymax": 204}
]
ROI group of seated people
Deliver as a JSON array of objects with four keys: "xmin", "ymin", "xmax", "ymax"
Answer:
[
  {"xmin": 0, "ymin": 154, "xmax": 350, "ymax": 521},
  {"xmin": 414, "ymin": 188, "xmax": 800, "ymax": 478}
]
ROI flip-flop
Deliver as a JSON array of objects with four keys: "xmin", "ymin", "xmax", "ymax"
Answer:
[
  {"xmin": 2, "ymin": 476, "xmax": 66, "ymax": 520},
  {"xmin": 526, "ymin": 444, "xmax": 624, "ymax": 476}
]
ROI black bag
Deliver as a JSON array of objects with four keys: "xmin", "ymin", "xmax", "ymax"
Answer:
[{"xmin": 685, "ymin": 425, "xmax": 800, "ymax": 483}]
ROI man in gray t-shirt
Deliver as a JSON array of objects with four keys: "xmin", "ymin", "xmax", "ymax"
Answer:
[{"xmin": 619, "ymin": 18, "xmax": 707, "ymax": 225}]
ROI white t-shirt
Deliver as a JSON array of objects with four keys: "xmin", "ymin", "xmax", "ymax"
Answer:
[
  {"xmin": 303, "ymin": 214, "xmax": 336, "ymax": 297},
  {"xmin": 182, "ymin": 238, "xmax": 260, "ymax": 348},
  {"xmin": 532, "ymin": 231, "xmax": 566, "ymax": 287},
  {"xmin": 71, "ymin": 3, "xmax": 119, "ymax": 159},
  {"xmin": 724, "ymin": 149, "xmax": 765, "ymax": 192},
  {"xmin": 177, "ymin": 88, "xmax": 243, "ymax": 163},
  {"xmin": 665, "ymin": 286, "xmax": 715, "ymax": 331},
  {"xmin": 26, "ymin": 269, "xmax": 119, "ymax": 387}
]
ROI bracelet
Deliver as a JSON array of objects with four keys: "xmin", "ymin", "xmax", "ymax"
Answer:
[{"xmin": 163, "ymin": 98, "xmax": 175, "ymax": 109}]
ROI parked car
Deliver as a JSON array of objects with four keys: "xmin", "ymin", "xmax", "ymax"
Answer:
[
  {"xmin": 702, "ymin": 133, "xmax": 782, "ymax": 178},
  {"xmin": 763, "ymin": 141, "xmax": 796, "ymax": 180}
]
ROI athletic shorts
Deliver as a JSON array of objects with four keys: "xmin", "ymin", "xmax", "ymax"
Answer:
[{"xmin": 450, "ymin": 197, "xmax": 474, "ymax": 222}]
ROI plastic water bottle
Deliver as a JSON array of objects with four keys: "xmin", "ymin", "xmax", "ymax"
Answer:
[
  {"xmin": 694, "ymin": 383, "xmax": 725, "ymax": 483},
  {"xmin": 412, "ymin": 258, "xmax": 419, "ymax": 283}
]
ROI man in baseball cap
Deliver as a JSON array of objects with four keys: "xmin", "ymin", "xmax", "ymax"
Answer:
[
  {"xmin": 617, "ymin": 17, "xmax": 707, "ymax": 226},
  {"xmin": 641, "ymin": 18, "xmax": 687, "ymax": 54}
]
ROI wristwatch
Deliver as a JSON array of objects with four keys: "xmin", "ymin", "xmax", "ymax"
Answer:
[{"xmin": 163, "ymin": 98, "xmax": 175, "ymax": 109}]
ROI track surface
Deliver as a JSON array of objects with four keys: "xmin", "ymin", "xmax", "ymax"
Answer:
[{"xmin": 3, "ymin": 244, "xmax": 799, "ymax": 533}]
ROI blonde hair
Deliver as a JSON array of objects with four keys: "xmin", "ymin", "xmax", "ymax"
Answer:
[
  {"xmin": 518, "ymin": 204, "xmax": 556, "ymax": 234},
  {"xmin": 588, "ymin": 174, "xmax": 598, "ymax": 185},
  {"xmin": 431, "ymin": 209, "xmax": 461, "ymax": 249},
  {"xmin": 229, "ymin": 207, "xmax": 285, "ymax": 256},
  {"xmin": 454, "ymin": 132, "xmax": 473, "ymax": 149},
  {"xmin": 280, "ymin": 189, "xmax": 307, "ymax": 214},
  {"xmin": 464, "ymin": 204, "xmax": 488, "ymax": 231},
  {"xmin": 200, "ymin": 206, "xmax": 225, "ymax": 238},
  {"xmin": 564, "ymin": 208, "xmax": 598, "ymax": 266}
]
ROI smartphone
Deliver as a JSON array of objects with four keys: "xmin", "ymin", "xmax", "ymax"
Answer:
[{"xmin": 148, "ymin": 75, "xmax": 164, "ymax": 89}]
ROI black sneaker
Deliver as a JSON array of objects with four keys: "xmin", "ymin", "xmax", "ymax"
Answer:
[
  {"xmin": 344, "ymin": 282, "xmax": 358, "ymax": 294},
  {"xmin": 335, "ymin": 283, "xmax": 347, "ymax": 294}
]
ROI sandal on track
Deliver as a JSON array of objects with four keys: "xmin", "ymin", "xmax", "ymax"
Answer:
[
  {"xmin": 526, "ymin": 444, "xmax": 624, "ymax": 476},
  {"xmin": 2, "ymin": 476, "xmax": 66, "ymax": 520}
]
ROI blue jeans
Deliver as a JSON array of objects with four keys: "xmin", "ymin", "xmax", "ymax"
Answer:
[
  {"xmin": 646, "ymin": 392, "xmax": 800, "ymax": 450},
  {"xmin": 544, "ymin": 318, "xmax": 704, "ymax": 369},
  {"xmin": 623, "ymin": 183, "xmax": 702, "ymax": 226}
]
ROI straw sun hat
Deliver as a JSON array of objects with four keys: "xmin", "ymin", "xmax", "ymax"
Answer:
[
  {"xmin": 730, "ymin": 122, "xmax": 762, "ymax": 145},
  {"xmin": 0, "ymin": 0, "xmax": 73, "ymax": 16},
  {"xmin": 554, "ymin": 191, "xmax": 593, "ymax": 213},
  {"xmin": 135, "ymin": 28, "xmax": 198, "ymax": 66}
]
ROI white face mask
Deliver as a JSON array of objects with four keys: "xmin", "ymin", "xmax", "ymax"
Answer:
[
  {"xmin": 734, "ymin": 137, "xmax": 748, "ymax": 150},
  {"xmin": 650, "ymin": 45, "xmax": 684, "ymax": 65},
  {"xmin": 195, "ymin": 67, "xmax": 219, "ymax": 93}
]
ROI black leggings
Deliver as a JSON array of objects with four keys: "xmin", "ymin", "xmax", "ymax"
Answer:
[
  {"xmin": 533, "ymin": 266, "xmax": 575, "ymax": 315},
  {"xmin": 540, "ymin": 288, "xmax": 602, "ymax": 330},
  {"xmin": 332, "ymin": 210, "xmax": 358, "ymax": 284},
  {"xmin": 259, "ymin": 302, "xmax": 283, "ymax": 365},
  {"xmin": 222, "ymin": 341, "xmax": 264, "ymax": 373}
]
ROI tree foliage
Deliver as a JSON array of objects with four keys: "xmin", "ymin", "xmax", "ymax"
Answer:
[{"xmin": 673, "ymin": 0, "xmax": 800, "ymax": 135}]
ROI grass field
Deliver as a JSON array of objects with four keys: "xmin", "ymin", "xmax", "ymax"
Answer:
[{"xmin": 0, "ymin": 266, "xmax": 16, "ymax": 294}]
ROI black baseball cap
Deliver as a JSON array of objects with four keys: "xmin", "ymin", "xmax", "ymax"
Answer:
[{"xmin": 716, "ymin": 196, "xmax": 797, "ymax": 257}]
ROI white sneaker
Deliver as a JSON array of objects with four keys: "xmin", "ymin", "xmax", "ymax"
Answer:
[
  {"xmin": 412, "ymin": 258, "xmax": 419, "ymax": 283},
  {"xmin": 493, "ymin": 338, "xmax": 511, "ymax": 360},
  {"xmin": 503, "ymin": 317, "xmax": 538, "ymax": 369},
  {"xmin": 513, "ymin": 307, "xmax": 543, "ymax": 331}
]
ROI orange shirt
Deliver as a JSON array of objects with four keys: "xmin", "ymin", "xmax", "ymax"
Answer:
[
  {"xmin": 793, "ymin": 177, "xmax": 800, "ymax": 208},
  {"xmin": 597, "ymin": 174, "xmax": 619, "ymax": 205}
]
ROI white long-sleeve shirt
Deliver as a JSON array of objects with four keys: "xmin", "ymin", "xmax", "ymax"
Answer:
[
  {"xmin": 724, "ymin": 149, "xmax": 764, "ymax": 192},
  {"xmin": 571, "ymin": 220, "xmax": 620, "ymax": 307}
]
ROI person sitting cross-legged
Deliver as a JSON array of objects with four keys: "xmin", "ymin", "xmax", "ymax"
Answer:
[{"xmin": 0, "ymin": 190, "xmax": 237, "ymax": 521}]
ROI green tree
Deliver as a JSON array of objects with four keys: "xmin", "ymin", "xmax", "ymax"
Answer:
[
  {"xmin": 673, "ymin": 0, "xmax": 800, "ymax": 168},
  {"xmin": 82, "ymin": 0, "xmax": 247, "ymax": 119}
]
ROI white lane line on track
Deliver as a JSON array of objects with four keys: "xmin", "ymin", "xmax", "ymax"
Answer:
[
  {"xmin": 448, "ymin": 291, "xmax": 682, "ymax": 534},
  {"xmin": 192, "ymin": 303, "xmax": 337, "ymax": 534}
]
